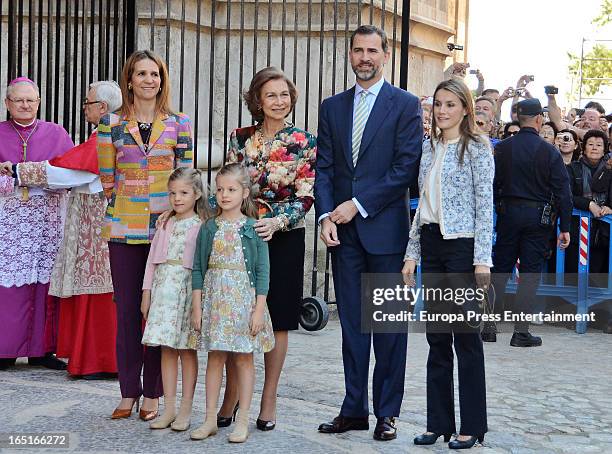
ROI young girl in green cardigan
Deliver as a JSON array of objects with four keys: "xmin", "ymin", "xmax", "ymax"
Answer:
[{"xmin": 190, "ymin": 163, "xmax": 274, "ymax": 443}]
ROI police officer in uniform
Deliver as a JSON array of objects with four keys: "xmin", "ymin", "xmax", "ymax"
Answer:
[{"xmin": 484, "ymin": 98, "xmax": 572, "ymax": 347}]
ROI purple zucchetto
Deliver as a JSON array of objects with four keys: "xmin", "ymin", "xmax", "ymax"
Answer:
[{"xmin": 9, "ymin": 76, "xmax": 36, "ymax": 86}]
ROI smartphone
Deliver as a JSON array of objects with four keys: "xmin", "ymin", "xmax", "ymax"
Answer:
[
  {"xmin": 575, "ymin": 108, "xmax": 585, "ymax": 117},
  {"xmin": 544, "ymin": 85, "xmax": 558, "ymax": 95},
  {"xmin": 469, "ymin": 69, "xmax": 478, "ymax": 74},
  {"xmin": 528, "ymin": 75, "xmax": 535, "ymax": 81}
]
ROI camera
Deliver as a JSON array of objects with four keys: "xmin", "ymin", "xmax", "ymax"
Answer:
[
  {"xmin": 469, "ymin": 69, "xmax": 478, "ymax": 74},
  {"xmin": 528, "ymin": 75, "xmax": 535, "ymax": 81},
  {"xmin": 559, "ymin": 133, "xmax": 572, "ymax": 142},
  {"xmin": 447, "ymin": 43, "xmax": 464, "ymax": 51},
  {"xmin": 544, "ymin": 85, "xmax": 558, "ymax": 95}
]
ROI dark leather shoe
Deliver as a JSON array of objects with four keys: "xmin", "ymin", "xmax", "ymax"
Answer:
[
  {"xmin": 373, "ymin": 417, "xmax": 397, "ymax": 441},
  {"xmin": 414, "ymin": 432, "xmax": 452, "ymax": 445},
  {"xmin": 510, "ymin": 332, "xmax": 542, "ymax": 347},
  {"xmin": 448, "ymin": 435, "xmax": 484, "ymax": 449},
  {"xmin": 0, "ymin": 358, "xmax": 16, "ymax": 370},
  {"xmin": 481, "ymin": 331, "xmax": 497, "ymax": 342},
  {"xmin": 28, "ymin": 353, "xmax": 67, "ymax": 370},
  {"xmin": 318, "ymin": 415, "xmax": 369, "ymax": 433}
]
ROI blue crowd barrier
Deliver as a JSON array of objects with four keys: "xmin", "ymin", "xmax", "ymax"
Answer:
[{"xmin": 408, "ymin": 198, "xmax": 612, "ymax": 334}]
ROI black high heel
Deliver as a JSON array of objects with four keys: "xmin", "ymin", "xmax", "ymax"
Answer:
[
  {"xmin": 256, "ymin": 418, "xmax": 276, "ymax": 431},
  {"xmin": 217, "ymin": 402, "xmax": 239, "ymax": 428},
  {"xmin": 448, "ymin": 435, "xmax": 484, "ymax": 450},
  {"xmin": 413, "ymin": 432, "xmax": 452, "ymax": 445}
]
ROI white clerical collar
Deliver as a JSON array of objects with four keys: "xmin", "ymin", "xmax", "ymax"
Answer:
[
  {"xmin": 12, "ymin": 118, "xmax": 37, "ymax": 128},
  {"xmin": 355, "ymin": 77, "xmax": 385, "ymax": 98}
]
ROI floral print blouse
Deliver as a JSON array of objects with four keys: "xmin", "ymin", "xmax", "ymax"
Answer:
[{"xmin": 226, "ymin": 124, "xmax": 317, "ymax": 229}]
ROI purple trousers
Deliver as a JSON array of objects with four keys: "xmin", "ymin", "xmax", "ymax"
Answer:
[{"xmin": 108, "ymin": 243, "xmax": 162, "ymax": 399}]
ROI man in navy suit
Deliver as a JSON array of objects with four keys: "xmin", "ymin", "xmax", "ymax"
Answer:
[{"xmin": 315, "ymin": 25, "xmax": 422, "ymax": 441}]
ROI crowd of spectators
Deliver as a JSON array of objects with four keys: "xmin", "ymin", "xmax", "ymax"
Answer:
[{"xmin": 420, "ymin": 64, "xmax": 612, "ymax": 333}]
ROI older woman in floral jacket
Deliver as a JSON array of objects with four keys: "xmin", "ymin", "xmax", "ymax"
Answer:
[{"xmin": 217, "ymin": 67, "xmax": 316, "ymax": 432}]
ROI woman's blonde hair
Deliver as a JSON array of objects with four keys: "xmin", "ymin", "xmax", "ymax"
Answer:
[
  {"xmin": 120, "ymin": 50, "xmax": 172, "ymax": 120},
  {"xmin": 215, "ymin": 163, "xmax": 259, "ymax": 219},
  {"xmin": 165, "ymin": 168, "xmax": 211, "ymax": 226},
  {"xmin": 431, "ymin": 78, "xmax": 487, "ymax": 162}
]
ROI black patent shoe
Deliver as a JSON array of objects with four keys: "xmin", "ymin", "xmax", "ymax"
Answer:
[
  {"xmin": 413, "ymin": 432, "xmax": 452, "ymax": 445},
  {"xmin": 256, "ymin": 418, "xmax": 276, "ymax": 431},
  {"xmin": 318, "ymin": 415, "xmax": 369, "ymax": 433},
  {"xmin": 373, "ymin": 417, "xmax": 397, "ymax": 441},
  {"xmin": 28, "ymin": 353, "xmax": 67, "ymax": 370},
  {"xmin": 448, "ymin": 435, "xmax": 484, "ymax": 449},
  {"xmin": 217, "ymin": 402, "xmax": 239, "ymax": 427},
  {"xmin": 510, "ymin": 332, "xmax": 542, "ymax": 347}
]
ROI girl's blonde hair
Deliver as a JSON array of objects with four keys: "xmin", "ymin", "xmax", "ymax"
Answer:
[
  {"xmin": 165, "ymin": 167, "xmax": 211, "ymax": 226},
  {"xmin": 431, "ymin": 78, "xmax": 487, "ymax": 163},
  {"xmin": 215, "ymin": 163, "xmax": 259, "ymax": 219}
]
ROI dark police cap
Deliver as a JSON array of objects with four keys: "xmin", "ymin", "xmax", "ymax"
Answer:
[{"xmin": 516, "ymin": 98, "xmax": 544, "ymax": 117}]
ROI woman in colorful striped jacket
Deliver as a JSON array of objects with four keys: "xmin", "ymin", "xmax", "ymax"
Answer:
[{"xmin": 97, "ymin": 50, "xmax": 193, "ymax": 422}]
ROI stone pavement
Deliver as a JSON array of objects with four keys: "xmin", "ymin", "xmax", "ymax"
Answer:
[{"xmin": 1, "ymin": 319, "xmax": 612, "ymax": 453}]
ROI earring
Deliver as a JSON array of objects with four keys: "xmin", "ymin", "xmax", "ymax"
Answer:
[
  {"xmin": 159, "ymin": 86, "xmax": 162, "ymax": 92},
  {"xmin": 128, "ymin": 83, "xmax": 132, "ymax": 90}
]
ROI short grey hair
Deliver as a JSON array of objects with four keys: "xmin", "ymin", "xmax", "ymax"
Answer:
[
  {"xmin": 6, "ymin": 80, "xmax": 40, "ymax": 99},
  {"xmin": 89, "ymin": 80, "xmax": 122, "ymax": 112}
]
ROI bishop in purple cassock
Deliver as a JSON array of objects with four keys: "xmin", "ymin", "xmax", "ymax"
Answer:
[{"xmin": 0, "ymin": 77, "xmax": 74, "ymax": 369}]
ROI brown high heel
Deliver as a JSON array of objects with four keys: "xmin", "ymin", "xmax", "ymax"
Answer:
[
  {"xmin": 139, "ymin": 399, "xmax": 159, "ymax": 421},
  {"xmin": 111, "ymin": 398, "xmax": 139, "ymax": 420}
]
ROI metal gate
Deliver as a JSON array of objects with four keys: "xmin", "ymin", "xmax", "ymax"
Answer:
[
  {"xmin": 2, "ymin": 0, "xmax": 412, "ymax": 319},
  {"xmin": 2, "ymin": 0, "xmax": 411, "ymax": 152}
]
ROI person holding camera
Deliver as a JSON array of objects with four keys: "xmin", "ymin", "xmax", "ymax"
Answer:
[
  {"xmin": 565, "ymin": 130, "xmax": 612, "ymax": 333},
  {"xmin": 555, "ymin": 129, "xmax": 581, "ymax": 164},
  {"xmin": 484, "ymin": 99, "xmax": 572, "ymax": 347}
]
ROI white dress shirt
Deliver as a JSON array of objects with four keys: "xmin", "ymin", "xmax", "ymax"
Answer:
[{"xmin": 319, "ymin": 77, "xmax": 385, "ymax": 224}]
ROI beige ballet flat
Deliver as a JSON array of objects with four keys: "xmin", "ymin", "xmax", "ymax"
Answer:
[
  {"xmin": 228, "ymin": 410, "xmax": 249, "ymax": 443},
  {"xmin": 190, "ymin": 418, "xmax": 218, "ymax": 440}
]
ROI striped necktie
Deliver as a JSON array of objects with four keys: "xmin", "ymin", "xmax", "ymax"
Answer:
[{"xmin": 352, "ymin": 89, "xmax": 369, "ymax": 166}]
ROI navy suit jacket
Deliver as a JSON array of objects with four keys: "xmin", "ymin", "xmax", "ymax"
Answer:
[{"xmin": 314, "ymin": 81, "xmax": 423, "ymax": 255}]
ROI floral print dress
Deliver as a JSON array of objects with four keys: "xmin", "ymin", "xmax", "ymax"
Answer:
[
  {"xmin": 142, "ymin": 215, "xmax": 200, "ymax": 349},
  {"xmin": 198, "ymin": 217, "xmax": 275, "ymax": 353}
]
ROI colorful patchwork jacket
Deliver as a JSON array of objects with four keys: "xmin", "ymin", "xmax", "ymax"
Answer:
[{"xmin": 97, "ymin": 112, "xmax": 193, "ymax": 243}]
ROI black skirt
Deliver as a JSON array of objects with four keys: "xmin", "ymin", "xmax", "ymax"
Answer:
[{"xmin": 266, "ymin": 227, "xmax": 305, "ymax": 331}]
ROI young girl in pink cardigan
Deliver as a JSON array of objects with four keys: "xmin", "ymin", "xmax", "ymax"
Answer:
[{"xmin": 141, "ymin": 168, "xmax": 209, "ymax": 431}]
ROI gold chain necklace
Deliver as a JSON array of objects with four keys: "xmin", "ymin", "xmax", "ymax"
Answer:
[{"xmin": 9, "ymin": 119, "xmax": 40, "ymax": 201}]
